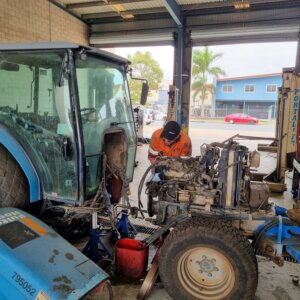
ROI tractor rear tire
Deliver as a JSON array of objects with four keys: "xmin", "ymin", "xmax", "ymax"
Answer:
[
  {"xmin": 159, "ymin": 217, "xmax": 258, "ymax": 300},
  {"xmin": 0, "ymin": 144, "xmax": 29, "ymax": 208}
]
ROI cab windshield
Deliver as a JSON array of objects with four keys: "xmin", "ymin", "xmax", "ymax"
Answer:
[{"xmin": 75, "ymin": 54, "xmax": 136, "ymax": 197}]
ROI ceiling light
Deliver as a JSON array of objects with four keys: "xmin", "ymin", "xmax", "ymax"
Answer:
[
  {"xmin": 121, "ymin": 14, "xmax": 134, "ymax": 19},
  {"xmin": 111, "ymin": 4, "xmax": 124, "ymax": 12},
  {"xmin": 234, "ymin": 2, "xmax": 250, "ymax": 9},
  {"xmin": 110, "ymin": 4, "xmax": 134, "ymax": 19}
]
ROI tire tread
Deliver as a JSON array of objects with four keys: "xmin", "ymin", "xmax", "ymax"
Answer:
[{"xmin": 159, "ymin": 216, "xmax": 258, "ymax": 300}]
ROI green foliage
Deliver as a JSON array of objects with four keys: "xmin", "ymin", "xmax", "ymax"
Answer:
[
  {"xmin": 127, "ymin": 51, "xmax": 163, "ymax": 104},
  {"xmin": 192, "ymin": 47, "xmax": 226, "ymax": 112}
]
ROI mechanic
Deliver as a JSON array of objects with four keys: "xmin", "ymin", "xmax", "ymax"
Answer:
[{"xmin": 148, "ymin": 120, "xmax": 192, "ymax": 163}]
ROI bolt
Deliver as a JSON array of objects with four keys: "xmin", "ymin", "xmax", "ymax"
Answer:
[
  {"xmin": 207, "ymin": 273, "xmax": 212, "ymax": 277},
  {"xmin": 202, "ymin": 255, "xmax": 207, "ymax": 259}
]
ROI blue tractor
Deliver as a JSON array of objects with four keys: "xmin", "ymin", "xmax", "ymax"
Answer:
[
  {"xmin": 0, "ymin": 42, "xmax": 147, "ymax": 229},
  {"xmin": 0, "ymin": 42, "xmax": 148, "ymax": 298}
]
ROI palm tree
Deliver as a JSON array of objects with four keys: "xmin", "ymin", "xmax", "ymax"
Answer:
[{"xmin": 192, "ymin": 47, "xmax": 226, "ymax": 117}]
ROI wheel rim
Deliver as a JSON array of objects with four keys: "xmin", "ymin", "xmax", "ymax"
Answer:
[{"xmin": 177, "ymin": 247, "xmax": 236, "ymax": 299}]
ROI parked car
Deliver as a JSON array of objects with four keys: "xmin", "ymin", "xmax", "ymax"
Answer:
[
  {"xmin": 144, "ymin": 108, "xmax": 153, "ymax": 125},
  {"xmin": 153, "ymin": 110, "xmax": 167, "ymax": 121},
  {"xmin": 224, "ymin": 113, "xmax": 258, "ymax": 124}
]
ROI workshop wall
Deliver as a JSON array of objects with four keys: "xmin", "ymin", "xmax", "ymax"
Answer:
[{"xmin": 0, "ymin": 0, "xmax": 88, "ymax": 45}]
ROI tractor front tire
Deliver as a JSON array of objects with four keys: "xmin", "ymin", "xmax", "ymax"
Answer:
[
  {"xmin": 0, "ymin": 144, "xmax": 29, "ymax": 208},
  {"xmin": 159, "ymin": 217, "xmax": 258, "ymax": 300}
]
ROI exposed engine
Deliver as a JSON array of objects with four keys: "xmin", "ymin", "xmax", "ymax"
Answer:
[{"xmin": 143, "ymin": 141, "xmax": 270, "ymax": 224}]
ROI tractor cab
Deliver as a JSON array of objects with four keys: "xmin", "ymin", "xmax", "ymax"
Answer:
[{"xmin": 0, "ymin": 43, "xmax": 146, "ymax": 209}]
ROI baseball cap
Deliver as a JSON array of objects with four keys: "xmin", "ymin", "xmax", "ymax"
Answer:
[{"xmin": 160, "ymin": 121, "xmax": 181, "ymax": 141}]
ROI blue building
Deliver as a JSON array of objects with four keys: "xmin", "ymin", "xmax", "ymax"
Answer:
[{"xmin": 214, "ymin": 73, "xmax": 282, "ymax": 119}]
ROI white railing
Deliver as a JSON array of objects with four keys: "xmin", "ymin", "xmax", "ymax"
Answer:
[{"xmin": 190, "ymin": 107, "xmax": 276, "ymax": 119}]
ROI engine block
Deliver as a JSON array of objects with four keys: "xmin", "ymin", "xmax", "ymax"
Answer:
[{"xmin": 145, "ymin": 141, "xmax": 270, "ymax": 224}]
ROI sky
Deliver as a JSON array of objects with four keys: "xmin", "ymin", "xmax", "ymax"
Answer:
[{"xmin": 115, "ymin": 41, "xmax": 298, "ymax": 82}]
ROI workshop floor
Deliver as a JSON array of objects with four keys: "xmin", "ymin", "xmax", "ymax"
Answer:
[{"xmin": 111, "ymin": 121, "xmax": 300, "ymax": 300}]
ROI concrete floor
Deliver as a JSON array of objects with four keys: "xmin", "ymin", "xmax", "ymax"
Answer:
[
  {"xmin": 111, "ymin": 121, "xmax": 300, "ymax": 300},
  {"xmin": 111, "ymin": 256, "xmax": 300, "ymax": 300}
]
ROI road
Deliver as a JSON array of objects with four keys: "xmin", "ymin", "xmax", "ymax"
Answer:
[
  {"xmin": 145, "ymin": 119, "xmax": 275, "ymax": 133},
  {"xmin": 189, "ymin": 120, "xmax": 275, "ymax": 132},
  {"xmin": 142, "ymin": 120, "xmax": 276, "ymax": 153}
]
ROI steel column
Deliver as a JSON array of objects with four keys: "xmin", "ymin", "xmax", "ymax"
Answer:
[
  {"xmin": 173, "ymin": 27, "xmax": 183, "ymax": 124},
  {"xmin": 173, "ymin": 28, "xmax": 192, "ymax": 132},
  {"xmin": 163, "ymin": 0, "xmax": 192, "ymax": 131},
  {"xmin": 295, "ymin": 36, "xmax": 300, "ymax": 75},
  {"xmin": 181, "ymin": 32, "xmax": 192, "ymax": 132}
]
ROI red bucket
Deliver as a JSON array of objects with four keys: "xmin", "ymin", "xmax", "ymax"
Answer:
[{"xmin": 115, "ymin": 238, "xmax": 149, "ymax": 279}]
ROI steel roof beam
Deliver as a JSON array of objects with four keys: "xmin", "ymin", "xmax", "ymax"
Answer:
[
  {"xmin": 90, "ymin": 30, "xmax": 175, "ymax": 47},
  {"xmin": 162, "ymin": 0, "xmax": 182, "ymax": 26},
  {"xmin": 186, "ymin": 7, "xmax": 300, "ymax": 27},
  {"xmin": 67, "ymin": 0, "xmax": 150, "ymax": 10},
  {"xmin": 183, "ymin": 0, "xmax": 300, "ymax": 16},
  {"xmin": 91, "ymin": 18, "xmax": 175, "ymax": 32},
  {"xmin": 181, "ymin": 0, "xmax": 297, "ymax": 12},
  {"xmin": 82, "ymin": 7, "xmax": 167, "ymax": 20}
]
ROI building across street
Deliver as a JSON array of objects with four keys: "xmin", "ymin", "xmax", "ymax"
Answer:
[{"xmin": 213, "ymin": 73, "xmax": 282, "ymax": 119}]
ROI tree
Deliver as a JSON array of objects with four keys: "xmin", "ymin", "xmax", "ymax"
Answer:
[
  {"xmin": 192, "ymin": 47, "xmax": 226, "ymax": 117},
  {"xmin": 127, "ymin": 51, "xmax": 163, "ymax": 105}
]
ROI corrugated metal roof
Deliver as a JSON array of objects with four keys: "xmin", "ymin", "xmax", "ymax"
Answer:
[
  {"xmin": 178, "ymin": 0, "xmax": 226, "ymax": 4},
  {"xmin": 60, "ymin": 0, "xmax": 232, "ymax": 17},
  {"xmin": 58, "ymin": 0, "xmax": 300, "ymax": 22},
  {"xmin": 63, "ymin": 0, "xmax": 165, "ymax": 14},
  {"xmin": 66, "ymin": 0, "xmax": 165, "ymax": 17},
  {"xmin": 55, "ymin": 0, "xmax": 300, "ymax": 47}
]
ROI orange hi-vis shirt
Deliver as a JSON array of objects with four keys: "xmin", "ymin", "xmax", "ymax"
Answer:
[{"xmin": 148, "ymin": 128, "xmax": 192, "ymax": 163}]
